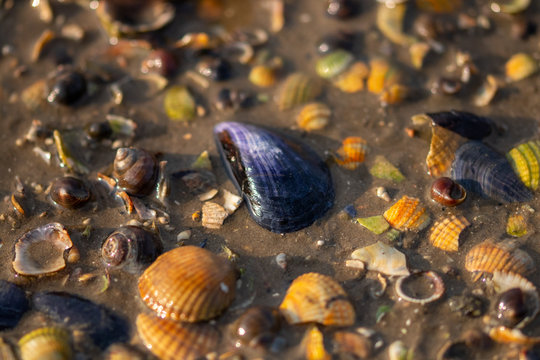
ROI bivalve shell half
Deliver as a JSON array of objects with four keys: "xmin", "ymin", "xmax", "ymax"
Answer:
[
  {"xmin": 334, "ymin": 136, "xmax": 367, "ymax": 170},
  {"xmin": 429, "ymin": 214, "xmax": 470, "ymax": 252},
  {"xmin": 465, "ymin": 240, "xmax": 535, "ymax": 278},
  {"xmin": 18, "ymin": 327, "xmax": 72, "ymax": 360},
  {"xmin": 276, "ymin": 73, "xmax": 322, "ymax": 111},
  {"xmin": 279, "ymin": 272, "xmax": 355, "ymax": 326},
  {"xmin": 302, "ymin": 326, "xmax": 331, "ymax": 360},
  {"xmin": 507, "ymin": 140, "xmax": 540, "ymax": 190},
  {"xmin": 351, "ymin": 241, "xmax": 409, "ymax": 276},
  {"xmin": 297, "ymin": 102, "xmax": 331, "ymax": 132},
  {"xmin": 138, "ymin": 245, "xmax": 236, "ymax": 322},
  {"xmin": 136, "ymin": 313, "xmax": 219, "ymax": 360},
  {"xmin": 383, "ymin": 196, "xmax": 430, "ymax": 231},
  {"xmin": 13, "ymin": 223, "xmax": 73, "ymax": 276}
]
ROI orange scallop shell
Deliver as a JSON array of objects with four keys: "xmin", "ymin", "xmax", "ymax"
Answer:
[
  {"xmin": 279, "ymin": 272, "xmax": 355, "ymax": 326},
  {"xmin": 335, "ymin": 137, "xmax": 367, "ymax": 170},
  {"xmin": 383, "ymin": 196, "xmax": 430, "ymax": 231},
  {"xmin": 429, "ymin": 214, "xmax": 470, "ymax": 252},
  {"xmin": 138, "ymin": 245, "xmax": 236, "ymax": 322},
  {"xmin": 465, "ymin": 240, "xmax": 535, "ymax": 277},
  {"xmin": 303, "ymin": 326, "xmax": 331, "ymax": 360},
  {"xmin": 426, "ymin": 126, "xmax": 466, "ymax": 177},
  {"xmin": 136, "ymin": 313, "xmax": 220, "ymax": 360}
]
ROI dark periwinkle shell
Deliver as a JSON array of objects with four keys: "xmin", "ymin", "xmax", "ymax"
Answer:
[
  {"xmin": 494, "ymin": 288, "xmax": 528, "ymax": 328},
  {"xmin": 430, "ymin": 177, "xmax": 466, "ymax": 206},
  {"xmin": 101, "ymin": 226, "xmax": 163, "ymax": 273},
  {"xmin": 427, "ymin": 110, "xmax": 493, "ymax": 140},
  {"xmin": 113, "ymin": 147, "xmax": 158, "ymax": 196},
  {"xmin": 141, "ymin": 48, "xmax": 178, "ymax": 77},
  {"xmin": 50, "ymin": 176, "xmax": 91, "ymax": 209},
  {"xmin": 214, "ymin": 122, "xmax": 334, "ymax": 233},
  {"xmin": 0, "ymin": 280, "xmax": 28, "ymax": 329},
  {"xmin": 47, "ymin": 69, "xmax": 87, "ymax": 105},
  {"xmin": 451, "ymin": 141, "xmax": 533, "ymax": 203},
  {"xmin": 33, "ymin": 291, "xmax": 129, "ymax": 349},
  {"xmin": 85, "ymin": 121, "xmax": 113, "ymax": 140},
  {"xmin": 231, "ymin": 306, "xmax": 281, "ymax": 348}
]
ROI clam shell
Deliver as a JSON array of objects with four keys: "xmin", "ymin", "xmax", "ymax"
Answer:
[
  {"xmin": 383, "ymin": 196, "xmax": 430, "ymax": 231},
  {"xmin": 138, "ymin": 246, "xmax": 236, "ymax": 322},
  {"xmin": 315, "ymin": 49, "xmax": 354, "ymax": 79},
  {"xmin": 351, "ymin": 241, "xmax": 409, "ymax": 276},
  {"xmin": 332, "ymin": 61, "xmax": 368, "ymax": 93},
  {"xmin": 451, "ymin": 141, "xmax": 533, "ymax": 203},
  {"xmin": 297, "ymin": 102, "xmax": 331, "ymax": 132},
  {"xmin": 302, "ymin": 326, "xmax": 331, "ymax": 360},
  {"xmin": 13, "ymin": 223, "xmax": 73, "ymax": 276},
  {"xmin": 465, "ymin": 240, "xmax": 535, "ymax": 277},
  {"xmin": 506, "ymin": 212, "xmax": 528, "ymax": 237},
  {"xmin": 0, "ymin": 280, "xmax": 28, "ymax": 330},
  {"xmin": 426, "ymin": 125, "xmax": 466, "ymax": 177},
  {"xmin": 214, "ymin": 122, "xmax": 334, "ymax": 233},
  {"xmin": 334, "ymin": 136, "xmax": 367, "ymax": 170},
  {"xmin": 276, "ymin": 73, "xmax": 322, "ymax": 110},
  {"xmin": 429, "ymin": 214, "xmax": 470, "ymax": 252},
  {"xmin": 18, "ymin": 327, "xmax": 72, "ymax": 360},
  {"xmin": 507, "ymin": 140, "xmax": 540, "ymax": 190},
  {"xmin": 136, "ymin": 313, "xmax": 219, "ymax": 360},
  {"xmin": 279, "ymin": 272, "xmax": 355, "ymax": 326}
]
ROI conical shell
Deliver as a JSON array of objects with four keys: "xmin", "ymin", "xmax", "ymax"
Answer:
[
  {"xmin": 383, "ymin": 196, "xmax": 430, "ymax": 231},
  {"xmin": 426, "ymin": 126, "xmax": 466, "ymax": 177},
  {"xmin": 136, "ymin": 313, "xmax": 219, "ymax": 360},
  {"xmin": 507, "ymin": 140, "xmax": 540, "ymax": 190},
  {"xmin": 429, "ymin": 215, "xmax": 470, "ymax": 252},
  {"xmin": 465, "ymin": 240, "xmax": 535, "ymax": 277},
  {"xmin": 276, "ymin": 73, "xmax": 322, "ymax": 111},
  {"xmin": 279, "ymin": 272, "xmax": 355, "ymax": 326},
  {"xmin": 18, "ymin": 327, "xmax": 72, "ymax": 360},
  {"xmin": 138, "ymin": 245, "xmax": 236, "ymax": 322},
  {"xmin": 334, "ymin": 137, "xmax": 367, "ymax": 170},
  {"xmin": 351, "ymin": 241, "xmax": 409, "ymax": 276},
  {"xmin": 303, "ymin": 326, "xmax": 331, "ymax": 360}
]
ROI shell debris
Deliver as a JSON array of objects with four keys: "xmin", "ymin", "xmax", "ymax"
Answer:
[
  {"xmin": 429, "ymin": 214, "xmax": 470, "ymax": 252},
  {"xmin": 201, "ymin": 202, "xmax": 229, "ymax": 229},
  {"xmin": 350, "ymin": 241, "xmax": 409, "ymax": 276},
  {"xmin": 465, "ymin": 240, "xmax": 535, "ymax": 278},
  {"xmin": 302, "ymin": 326, "xmax": 331, "ymax": 360}
]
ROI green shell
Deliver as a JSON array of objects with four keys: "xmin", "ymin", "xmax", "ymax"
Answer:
[
  {"xmin": 369, "ymin": 155, "xmax": 405, "ymax": 182},
  {"xmin": 506, "ymin": 140, "xmax": 540, "ymax": 190},
  {"xmin": 164, "ymin": 86, "xmax": 196, "ymax": 121},
  {"xmin": 315, "ymin": 50, "xmax": 354, "ymax": 79},
  {"xmin": 276, "ymin": 73, "xmax": 322, "ymax": 111},
  {"xmin": 355, "ymin": 215, "xmax": 390, "ymax": 235}
]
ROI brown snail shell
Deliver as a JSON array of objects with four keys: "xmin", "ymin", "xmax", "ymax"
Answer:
[
  {"xmin": 230, "ymin": 306, "xmax": 281, "ymax": 349},
  {"xmin": 430, "ymin": 177, "xmax": 466, "ymax": 206},
  {"xmin": 113, "ymin": 148, "xmax": 157, "ymax": 196},
  {"xmin": 50, "ymin": 176, "xmax": 91, "ymax": 209},
  {"xmin": 101, "ymin": 226, "xmax": 163, "ymax": 274}
]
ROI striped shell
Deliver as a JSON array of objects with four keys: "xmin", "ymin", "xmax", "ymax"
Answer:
[
  {"xmin": 297, "ymin": 102, "xmax": 331, "ymax": 132},
  {"xmin": 136, "ymin": 313, "xmax": 219, "ymax": 360},
  {"xmin": 113, "ymin": 147, "xmax": 158, "ymax": 196},
  {"xmin": 429, "ymin": 215, "xmax": 470, "ymax": 252},
  {"xmin": 201, "ymin": 202, "xmax": 228, "ymax": 229},
  {"xmin": 332, "ymin": 61, "xmax": 368, "ymax": 93},
  {"xmin": 465, "ymin": 240, "xmax": 535, "ymax": 277},
  {"xmin": 505, "ymin": 53, "xmax": 538, "ymax": 82},
  {"xmin": 334, "ymin": 136, "xmax": 367, "ymax": 170},
  {"xmin": 138, "ymin": 246, "xmax": 236, "ymax": 322},
  {"xmin": 303, "ymin": 326, "xmax": 330, "ymax": 360},
  {"xmin": 383, "ymin": 196, "xmax": 430, "ymax": 231},
  {"xmin": 18, "ymin": 327, "xmax": 72, "ymax": 360},
  {"xmin": 315, "ymin": 49, "xmax": 354, "ymax": 79},
  {"xmin": 276, "ymin": 73, "xmax": 322, "ymax": 111},
  {"xmin": 426, "ymin": 125, "xmax": 466, "ymax": 177},
  {"xmin": 249, "ymin": 65, "xmax": 277, "ymax": 87},
  {"xmin": 507, "ymin": 140, "xmax": 540, "ymax": 190},
  {"xmin": 279, "ymin": 272, "xmax": 355, "ymax": 326}
]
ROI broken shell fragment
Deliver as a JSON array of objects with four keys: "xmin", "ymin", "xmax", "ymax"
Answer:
[
  {"xmin": 332, "ymin": 330, "xmax": 373, "ymax": 359},
  {"xmin": 297, "ymin": 102, "xmax": 331, "ymax": 132},
  {"xmin": 202, "ymin": 201, "xmax": 229, "ymax": 229},
  {"xmin": 429, "ymin": 215, "xmax": 470, "ymax": 252},
  {"xmin": 13, "ymin": 223, "xmax": 73, "ymax": 276},
  {"xmin": 222, "ymin": 189, "xmax": 242, "ymax": 214},
  {"xmin": 332, "ymin": 61, "xmax": 369, "ymax": 93},
  {"xmin": 426, "ymin": 126, "xmax": 466, "ymax": 177},
  {"xmin": 506, "ymin": 212, "xmax": 528, "ymax": 237},
  {"xmin": 395, "ymin": 271, "xmax": 445, "ymax": 305},
  {"xmin": 505, "ymin": 53, "xmax": 538, "ymax": 82},
  {"xmin": 334, "ymin": 137, "xmax": 367, "ymax": 170},
  {"xmin": 279, "ymin": 272, "xmax": 355, "ymax": 326},
  {"xmin": 355, "ymin": 215, "xmax": 390, "ymax": 235},
  {"xmin": 164, "ymin": 86, "xmax": 196, "ymax": 122},
  {"xmin": 465, "ymin": 240, "xmax": 535, "ymax": 278},
  {"xmin": 369, "ymin": 155, "xmax": 405, "ymax": 182},
  {"xmin": 351, "ymin": 241, "xmax": 409, "ymax": 276},
  {"xmin": 303, "ymin": 326, "xmax": 331, "ymax": 360},
  {"xmin": 383, "ymin": 196, "xmax": 430, "ymax": 231}
]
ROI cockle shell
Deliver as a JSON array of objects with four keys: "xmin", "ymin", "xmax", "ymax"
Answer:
[
  {"xmin": 279, "ymin": 272, "xmax": 355, "ymax": 326},
  {"xmin": 138, "ymin": 246, "xmax": 236, "ymax": 322},
  {"xmin": 465, "ymin": 240, "xmax": 535, "ymax": 277},
  {"xmin": 302, "ymin": 326, "xmax": 331, "ymax": 360},
  {"xmin": 18, "ymin": 327, "xmax": 72, "ymax": 360},
  {"xmin": 297, "ymin": 102, "xmax": 331, "ymax": 132},
  {"xmin": 214, "ymin": 122, "xmax": 334, "ymax": 233},
  {"xmin": 334, "ymin": 136, "xmax": 367, "ymax": 170},
  {"xmin": 275, "ymin": 73, "xmax": 322, "ymax": 110},
  {"xmin": 136, "ymin": 313, "xmax": 219, "ymax": 360},
  {"xmin": 383, "ymin": 196, "xmax": 430, "ymax": 231},
  {"xmin": 351, "ymin": 241, "xmax": 409, "ymax": 276},
  {"xmin": 429, "ymin": 214, "xmax": 470, "ymax": 252},
  {"xmin": 507, "ymin": 140, "xmax": 540, "ymax": 190}
]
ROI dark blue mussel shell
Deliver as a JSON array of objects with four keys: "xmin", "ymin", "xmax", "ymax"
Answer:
[
  {"xmin": 0, "ymin": 280, "xmax": 28, "ymax": 329},
  {"xmin": 427, "ymin": 110, "xmax": 493, "ymax": 140},
  {"xmin": 451, "ymin": 141, "xmax": 532, "ymax": 203},
  {"xmin": 33, "ymin": 291, "xmax": 129, "ymax": 349},
  {"xmin": 214, "ymin": 121, "xmax": 334, "ymax": 233}
]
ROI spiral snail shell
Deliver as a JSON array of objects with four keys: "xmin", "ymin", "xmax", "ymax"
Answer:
[
  {"xmin": 113, "ymin": 148, "xmax": 158, "ymax": 196},
  {"xmin": 101, "ymin": 226, "xmax": 163, "ymax": 274}
]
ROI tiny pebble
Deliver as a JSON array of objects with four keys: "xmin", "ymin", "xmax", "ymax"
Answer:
[{"xmin": 275, "ymin": 253, "xmax": 287, "ymax": 270}]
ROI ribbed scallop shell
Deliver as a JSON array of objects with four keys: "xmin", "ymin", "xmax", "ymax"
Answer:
[
  {"xmin": 507, "ymin": 140, "xmax": 540, "ymax": 190},
  {"xmin": 276, "ymin": 73, "xmax": 322, "ymax": 111},
  {"xmin": 136, "ymin": 313, "xmax": 219, "ymax": 360},
  {"xmin": 279, "ymin": 272, "xmax": 355, "ymax": 326},
  {"xmin": 383, "ymin": 196, "xmax": 430, "ymax": 231},
  {"xmin": 426, "ymin": 125, "xmax": 466, "ymax": 177},
  {"xmin": 334, "ymin": 137, "xmax": 367, "ymax": 170},
  {"xmin": 18, "ymin": 327, "xmax": 72, "ymax": 360},
  {"xmin": 429, "ymin": 215, "xmax": 470, "ymax": 252},
  {"xmin": 297, "ymin": 102, "xmax": 331, "ymax": 132},
  {"xmin": 138, "ymin": 245, "xmax": 236, "ymax": 322},
  {"xmin": 507, "ymin": 212, "xmax": 528, "ymax": 237},
  {"xmin": 465, "ymin": 240, "xmax": 535, "ymax": 277},
  {"xmin": 303, "ymin": 326, "xmax": 330, "ymax": 360}
]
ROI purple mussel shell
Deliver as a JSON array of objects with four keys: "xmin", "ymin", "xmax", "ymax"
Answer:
[{"xmin": 214, "ymin": 121, "xmax": 334, "ymax": 233}]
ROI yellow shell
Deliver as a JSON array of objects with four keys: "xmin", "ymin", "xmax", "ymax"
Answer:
[
  {"xmin": 332, "ymin": 61, "xmax": 369, "ymax": 93},
  {"xmin": 379, "ymin": 83, "xmax": 408, "ymax": 106},
  {"xmin": 18, "ymin": 327, "xmax": 72, "ymax": 360},
  {"xmin": 276, "ymin": 73, "xmax": 322, "ymax": 111},
  {"xmin": 279, "ymin": 272, "xmax": 355, "ymax": 326},
  {"xmin": 429, "ymin": 215, "xmax": 470, "ymax": 252},
  {"xmin": 506, "ymin": 212, "xmax": 528, "ymax": 237},
  {"xmin": 249, "ymin": 65, "xmax": 277, "ymax": 87},
  {"xmin": 303, "ymin": 326, "xmax": 330, "ymax": 360},
  {"xmin": 136, "ymin": 313, "xmax": 219, "ymax": 360},
  {"xmin": 335, "ymin": 136, "xmax": 368, "ymax": 170},
  {"xmin": 507, "ymin": 140, "xmax": 540, "ymax": 190},
  {"xmin": 409, "ymin": 42, "xmax": 430, "ymax": 69},
  {"xmin": 138, "ymin": 245, "xmax": 236, "ymax": 322},
  {"xmin": 383, "ymin": 196, "xmax": 430, "ymax": 231},
  {"xmin": 367, "ymin": 58, "xmax": 400, "ymax": 94},
  {"xmin": 465, "ymin": 240, "xmax": 535, "ymax": 277},
  {"xmin": 505, "ymin": 53, "xmax": 538, "ymax": 82},
  {"xmin": 426, "ymin": 125, "xmax": 466, "ymax": 177},
  {"xmin": 297, "ymin": 102, "xmax": 331, "ymax": 132}
]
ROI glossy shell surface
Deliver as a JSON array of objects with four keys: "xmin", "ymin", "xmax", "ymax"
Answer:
[
  {"xmin": 383, "ymin": 195, "xmax": 430, "ymax": 231},
  {"xmin": 275, "ymin": 73, "xmax": 322, "ymax": 110},
  {"xmin": 315, "ymin": 49, "xmax": 354, "ymax": 79},
  {"xmin": 429, "ymin": 214, "xmax": 470, "ymax": 252},
  {"xmin": 507, "ymin": 140, "xmax": 540, "ymax": 190},
  {"xmin": 451, "ymin": 141, "xmax": 533, "ymax": 203},
  {"xmin": 113, "ymin": 147, "xmax": 158, "ymax": 196},
  {"xmin": 332, "ymin": 61, "xmax": 369, "ymax": 93},
  {"xmin": 0, "ymin": 280, "xmax": 28, "ymax": 329},
  {"xmin": 230, "ymin": 305, "xmax": 281, "ymax": 348},
  {"xmin": 303, "ymin": 326, "xmax": 330, "ymax": 360},
  {"xmin": 50, "ymin": 176, "xmax": 91, "ymax": 209},
  {"xmin": 214, "ymin": 121, "xmax": 334, "ymax": 233},
  {"xmin": 465, "ymin": 240, "xmax": 535, "ymax": 277},
  {"xmin": 334, "ymin": 136, "xmax": 367, "ymax": 170},
  {"xmin": 297, "ymin": 102, "xmax": 331, "ymax": 132},
  {"xmin": 430, "ymin": 177, "xmax": 467, "ymax": 206},
  {"xmin": 18, "ymin": 327, "xmax": 72, "ymax": 360},
  {"xmin": 136, "ymin": 313, "xmax": 219, "ymax": 360},
  {"xmin": 138, "ymin": 245, "xmax": 236, "ymax": 322},
  {"xmin": 279, "ymin": 272, "xmax": 355, "ymax": 326}
]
